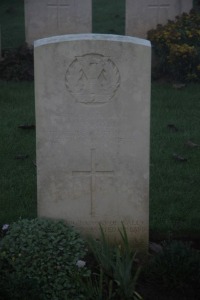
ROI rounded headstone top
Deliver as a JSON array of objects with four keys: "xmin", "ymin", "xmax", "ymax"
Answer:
[{"xmin": 34, "ymin": 34, "xmax": 151, "ymax": 48}]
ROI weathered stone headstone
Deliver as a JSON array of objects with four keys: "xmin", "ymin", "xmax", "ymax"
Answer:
[
  {"xmin": 24, "ymin": 0, "xmax": 92, "ymax": 45},
  {"xmin": 34, "ymin": 34, "xmax": 151, "ymax": 251},
  {"xmin": 126, "ymin": 0, "xmax": 193, "ymax": 38}
]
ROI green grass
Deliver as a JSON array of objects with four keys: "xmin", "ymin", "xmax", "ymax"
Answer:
[
  {"xmin": 93, "ymin": 0, "xmax": 125, "ymax": 35},
  {"xmin": 0, "ymin": 0, "xmax": 25, "ymax": 49},
  {"xmin": 150, "ymin": 83, "xmax": 200, "ymax": 239},
  {"xmin": 0, "ymin": 82, "xmax": 36, "ymax": 223},
  {"xmin": 0, "ymin": 0, "xmax": 200, "ymax": 240}
]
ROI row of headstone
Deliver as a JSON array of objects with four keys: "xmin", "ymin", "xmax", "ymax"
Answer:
[{"xmin": 25, "ymin": 0, "xmax": 193, "ymax": 45}]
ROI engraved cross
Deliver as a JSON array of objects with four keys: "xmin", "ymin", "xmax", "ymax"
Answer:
[
  {"xmin": 148, "ymin": 1, "xmax": 170, "ymax": 22},
  {"xmin": 72, "ymin": 149, "xmax": 114, "ymax": 216},
  {"xmin": 47, "ymin": 0, "xmax": 70, "ymax": 29}
]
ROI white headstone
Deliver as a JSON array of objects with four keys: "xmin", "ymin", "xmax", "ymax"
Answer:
[
  {"xmin": 24, "ymin": 0, "xmax": 92, "ymax": 45},
  {"xmin": 126, "ymin": 0, "xmax": 193, "ymax": 38},
  {"xmin": 34, "ymin": 34, "xmax": 151, "ymax": 251}
]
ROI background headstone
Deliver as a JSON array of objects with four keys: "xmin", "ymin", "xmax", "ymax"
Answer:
[
  {"xmin": 34, "ymin": 34, "xmax": 151, "ymax": 251},
  {"xmin": 24, "ymin": 0, "xmax": 92, "ymax": 45},
  {"xmin": 126, "ymin": 0, "xmax": 193, "ymax": 38}
]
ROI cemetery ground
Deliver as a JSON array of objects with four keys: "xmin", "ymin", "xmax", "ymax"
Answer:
[
  {"xmin": 1, "ymin": 80, "xmax": 200, "ymax": 241},
  {"xmin": 1, "ymin": 81, "xmax": 200, "ymax": 299},
  {"xmin": 0, "ymin": 0, "xmax": 200, "ymax": 299}
]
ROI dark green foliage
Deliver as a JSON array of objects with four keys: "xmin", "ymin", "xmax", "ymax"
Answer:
[
  {"xmin": 85, "ymin": 225, "xmax": 142, "ymax": 300},
  {"xmin": 0, "ymin": 233, "xmax": 41, "ymax": 300},
  {"xmin": 0, "ymin": 218, "xmax": 90, "ymax": 300},
  {"xmin": 142, "ymin": 241, "xmax": 200, "ymax": 298},
  {"xmin": 0, "ymin": 268, "xmax": 41, "ymax": 300},
  {"xmin": 148, "ymin": 10, "xmax": 200, "ymax": 82},
  {"xmin": 0, "ymin": 44, "xmax": 34, "ymax": 81}
]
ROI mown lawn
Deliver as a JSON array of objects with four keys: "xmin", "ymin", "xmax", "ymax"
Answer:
[
  {"xmin": 150, "ymin": 83, "xmax": 200, "ymax": 239},
  {"xmin": 0, "ymin": 82, "xmax": 36, "ymax": 223},
  {"xmin": 0, "ymin": 0, "xmax": 25, "ymax": 49}
]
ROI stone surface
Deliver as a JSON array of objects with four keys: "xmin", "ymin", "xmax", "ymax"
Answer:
[
  {"xmin": 126, "ymin": 0, "xmax": 193, "ymax": 38},
  {"xmin": 24, "ymin": 0, "xmax": 92, "ymax": 45},
  {"xmin": 34, "ymin": 34, "xmax": 151, "ymax": 251}
]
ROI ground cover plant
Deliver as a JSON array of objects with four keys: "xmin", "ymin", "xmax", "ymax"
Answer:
[
  {"xmin": 1, "ymin": 222, "xmax": 200, "ymax": 300},
  {"xmin": 0, "ymin": 219, "xmax": 90, "ymax": 300}
]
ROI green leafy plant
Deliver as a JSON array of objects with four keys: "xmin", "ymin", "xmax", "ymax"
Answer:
[
  {"xmin": 0, "ymin": 218, "xmax": 90, "ymax": 300},
  {"xmin": 143, "ymin": 240, "xmax": 200, "ymax": 298},
  {"xmin": 81, "ymin": 267, "xmax": 113, "ymax": 300},
  {"xmin": 148, "ymin": 10, "xmax": 200, "ymax": 82},
  {"xmin": 86, "ymin": 224, "xmax": 142, "ymax": 300}
]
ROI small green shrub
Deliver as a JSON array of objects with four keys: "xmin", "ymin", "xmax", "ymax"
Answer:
[
  {"xmin": 143, "ymin": 240, "xmax": 200, "ymax": 298},
  {"xmin": 148, "ymin": 10, "xmax": 200, "ymax": 82},
  {"xmin": 0, "ymin": 44, "xmax": 34, "ymax": 81},
  {"xmin": 0, "ymin": 218, "xmax": 90, "ymax": 300}
]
